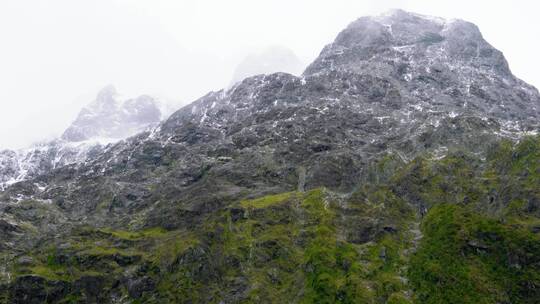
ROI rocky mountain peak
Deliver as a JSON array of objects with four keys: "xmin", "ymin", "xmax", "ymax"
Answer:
[
  {"xmin": 301, "ymin": 10, "xmax": 538, "ymax": 126},
  {"xmin": 61, "ymin": 86, "xmax": 162, "ymax": 142},
  {"xmin": 0, "ymin": 86, "xmax": 166, "ymax": 189},
  {"xmin": 92, "ymin": 84, "xmax": 120, "ymax": 113},
  {"xmin": 95, "ymin": 84, "xmax": 117, "ymax": 102},
  {"xmin": 304, "ymin": 10, "xmax": 510, "ymax": 78}
]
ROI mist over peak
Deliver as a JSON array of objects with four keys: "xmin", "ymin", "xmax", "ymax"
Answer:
[
  {"xmin": 0, "ymin": 86, "xmax": 169, "ymax": 188},
  {"xmin": 61, "ymin": 86, "xmax": 163, "ymax": 142},
  {"xmin": 230, "ymin": 46, "xmax": 306, "ymax": 86}
]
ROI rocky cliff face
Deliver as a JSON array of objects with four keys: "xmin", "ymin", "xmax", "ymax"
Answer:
[{"xmin": 0, "ymin": 10, "xmax": 539, "ymax": 303}]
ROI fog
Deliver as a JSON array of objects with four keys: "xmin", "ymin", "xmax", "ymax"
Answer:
[{"xmin": 1, "ymin": 0, "xmax": 539, "ymax": 149}]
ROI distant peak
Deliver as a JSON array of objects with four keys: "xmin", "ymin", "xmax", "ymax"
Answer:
[
  {"xmin": 61, "ymin": 86, "xmax": 162, "ymax": 142},
  {"xmin": 100, "ymin": 84, "xmax": 117, "ymax": 94},
  {"xmin": 95, "ymin": 85, "xmax": 117, "ymax": 102}
]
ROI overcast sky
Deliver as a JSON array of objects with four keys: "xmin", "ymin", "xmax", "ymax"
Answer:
[{"xmin": 1, "ymin": 0, "xmax": 539, "ymax": 149}]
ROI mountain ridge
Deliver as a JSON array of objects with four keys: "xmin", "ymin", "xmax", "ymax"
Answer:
[
  {"xmin": 0, "ymin": 86, "xmax": 166, "ymax": 190},
  {"xmin": 0, "ymin": 10, "xmax": 539, "ymax": 303},
  {"xmin": 2, "ymin": 8, "xmax": 538, "ymax": 232}
]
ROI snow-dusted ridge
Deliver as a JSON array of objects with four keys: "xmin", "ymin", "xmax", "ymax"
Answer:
[
  {"xmin": 61, "ymin": 85, "xmax": 166, "ymax": 142},
  {"xmin": 0, "ymin": 86, "xmax": 168, "ymax": 189},
  {"xmin": 2, "ymin": 10, "xmax": 540, "ymax": 194}
]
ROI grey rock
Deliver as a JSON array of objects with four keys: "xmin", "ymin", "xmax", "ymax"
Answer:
[
  {"xmin": 15, "ymin": 256, "xmax": 33, "ymax": 267},
  {"xmin": 62, "ymin": 85, "xmax": 162, "ymax": 142}
]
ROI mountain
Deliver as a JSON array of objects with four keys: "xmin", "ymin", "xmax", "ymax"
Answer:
[
  {"xmin": 305, "ymin": 9, "xmax": 539, "ymax": 126},
  {"xmin": 1, "ymin": 10, "xmax": 540, "ymax": 303},
  {"xmin": 0, "ymin": 86, "xmax": 165, "ymax": 190},
  {"xmin": 62, "ymin": 85, "xmax": 162, "ymax": 142},
  {"xmin": 229, "ymin": 46, "xmax": 305, "ymax": 85}
]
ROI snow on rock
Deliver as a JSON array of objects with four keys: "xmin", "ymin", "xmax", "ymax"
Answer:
[
  {"xmin": 0, "ymin": 86, "xmax": 168, "ymax": 189},
  {"xmin": 62, "ymin": 85, "xmax": 162, "ymax": 142},
  {"xmin": 2, "ymin": 10, "xmax": 540, "ymax": 195}
]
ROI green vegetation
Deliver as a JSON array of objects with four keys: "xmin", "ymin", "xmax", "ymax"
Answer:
[
  {"xmin": 240, "ymin": 191, "xmax": 296, "ymax": 209},
  {"xmin": 98, "ymin": 227, "xmax": 168, "ymax": 240},
  {"xmin": 409, "ymin": 204, "xmax": 540, "ymax": 304},
  {"xmin": 4, "ymin": 135, "xmax": 540, "ymax": 303},
  {"xmin": 302, "ymin": 190, "xmax": 372, "ymax": 303}
]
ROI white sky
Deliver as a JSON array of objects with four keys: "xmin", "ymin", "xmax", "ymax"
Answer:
[{"xmin": 0, "ymin": 0, "xmax": 538, "ymax": 149}]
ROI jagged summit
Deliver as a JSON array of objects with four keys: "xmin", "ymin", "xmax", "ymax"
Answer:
[
  {"xmin": 61, "ymin": 85, "xmax": 162, "ymax": 142},
  {"xmin": 96, "ymin": 84, "xmax": 117, "ymax": 97},
  {"xmin": 91, "ymin": 84, "xmax": 119, "ymax": 113}
]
